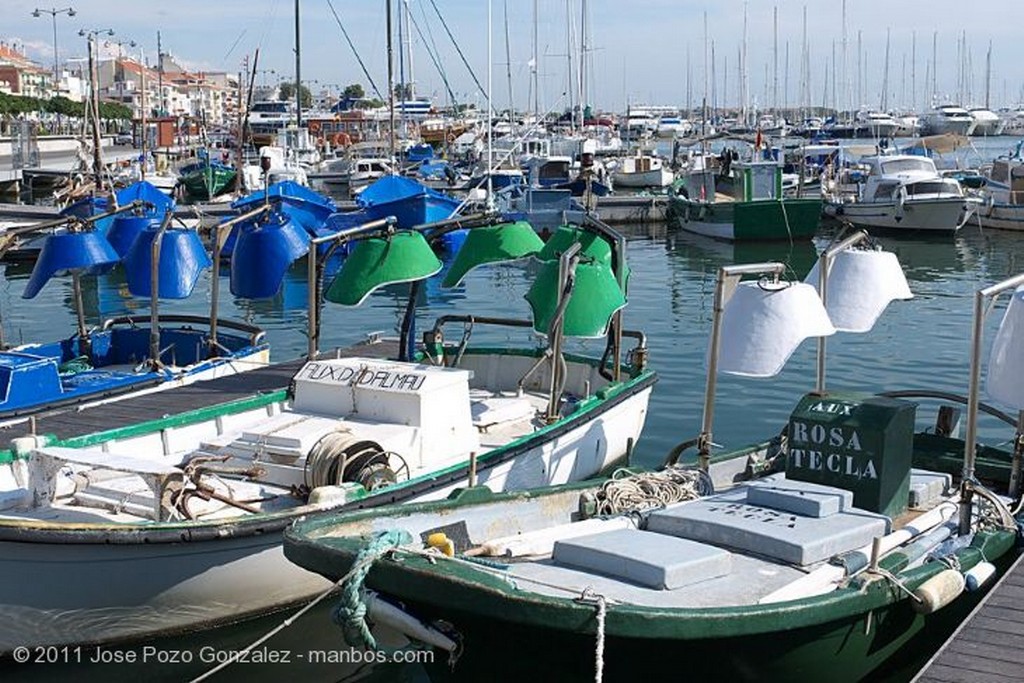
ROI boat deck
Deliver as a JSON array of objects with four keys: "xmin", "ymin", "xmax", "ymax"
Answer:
[
  {"xmin": 0, "ymin": 340, "xmax": 400, "ymax": 442},
  {"xmin": 913, "ymin": 552, "xmax": 1024, "ymax": 683}
]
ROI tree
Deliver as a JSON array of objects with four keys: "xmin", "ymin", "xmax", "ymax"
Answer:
[
  {"xmin": 343, "ymin": 83, "xmax": 364, "ymax": 99},
  {"xmin": 278, "ymin": 82, "xmax": 313, "ymax": 109}
]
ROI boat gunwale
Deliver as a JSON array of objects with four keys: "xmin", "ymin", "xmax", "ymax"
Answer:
[{"xmin": 0, "ymin": 350, "xmax": 656, "ymax": 544}]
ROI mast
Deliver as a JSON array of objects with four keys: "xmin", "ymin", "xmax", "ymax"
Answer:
[
  {"xmin": 386, "ymin": 0, "xmax": 396, "ymax": 164},
  {"xmin": 565, "ymin": 0, "xmax": 574, "ymax": 132},
  {"xmin": 157, "ymin": 31, "xmax": 163, "ymax": 116},
  {"xmin": 140, "ymin": 47, "xmax": 147, "ymax": 181},
  {"xmin": 294, "ymin": 0, "xmax": 302, "ymax": 127},
  {"xmin": 487, "ymin": 0, "xmax": 493, "ymax": 208},
  {"xmin": 503, "ymin": 0, "xmax": 514, "ymax": 119},
  {"xmin": 405, "ymin": 0, "xmax": 415, "ymax": 99},
  {"xmin": 911, "ymin": 31, "xmax": 916, "ymax": 110},
  {"xmin": 740, "ymin": 1, "xmax": 748, "ymax": 127},
  {"xmin": 772, "ymin": 5, "xmax": 778, "ymax": 115},
  {"xmin": 579, "ymin": 0, "xmax": 587, "ymax": 126},
  {"xmin": 703, "ymin": 10, "xmax": 708, "ymax": 136},
  {"xmin": 531, "ymin": 0, "xmax": 539, "ymax": 118},
  {"xmin": 932, "ymin": 30, "xmax": 937, "ymax": 104},
  {"xmin": 985, "ymin": 41, "xmax": 992, "ymax": 110},
  {"xmin": 841, "ymin": 0, "xmax": 847, "ymax": 115},
  {"xmin": 881, "ymin": 29, "xmax": 890, "ymax": 112},
  {"xmin": 856, "ymin": 29, "xmax": 862, "ymax": 111}
]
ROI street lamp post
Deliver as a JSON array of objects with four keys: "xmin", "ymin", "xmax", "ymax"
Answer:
[
  {"xmin": 32, "ymin": 6, "xmax": 76, "ymax": 98},
  {"xmin": 79, "ymin": 27, "xmax": 114, "ymax": 190}
]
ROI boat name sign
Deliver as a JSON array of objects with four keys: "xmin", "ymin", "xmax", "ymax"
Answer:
[
  {"xmin": 785, "ymin": 392, "xmax": 917, "ymax": 517},
  {"xmin": 295, "ymin": 361, "xmax": 427, "ymax": 392}
]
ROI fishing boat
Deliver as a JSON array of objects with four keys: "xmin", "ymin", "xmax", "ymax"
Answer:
[
  {"xmin": 0, "ymin": 214, "xmax": 655, "ymax": 652},
  {"xmin": 825, "ymin": 154, "xmax": 979, "ymax": 233},
  {"xmin": 0, "ymin": 199, "xmax": 270, "ymax": 425},
  {"xmin": 356, "ymin": 174, "xmax": 462, "ymax": 229},
  {"xmin": 667, "ymin": 155, "xmax": 822, "ymax": 241},
  {"xmin": 283, "ymin": 242, "xmax": 1024, "ymax": 683},
  {"xmin": 609, "ymin": 151, "xmax": 674, "ymax": 189},
  {"xmin": 178, "ymin": 151, "xmax": 237, "ymax": 201},
  {"xmin": 977, "ymin": 143, "xmax": 1024, "ymax": 231}
]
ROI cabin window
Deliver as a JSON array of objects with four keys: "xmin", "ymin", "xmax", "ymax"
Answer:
[
  {"xmin": 881, "ymin": 159, "xmax": 934, "ymax": 175},
  {"xmin": 873, "ymin": 182, "xmax": 899, "ymax": 200}
]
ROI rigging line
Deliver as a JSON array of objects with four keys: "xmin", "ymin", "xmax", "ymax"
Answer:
[
  {"xmin": 426, "ymin": 0, "xmax": 490, "ymax": 106},
  {"xmin": 221, "ymin": 29, "xmax": 248, "ymax": 64},
  {"xmin": 405, "ymin": 2, "xmax": 457, "ymax": 104},
  {"xmin": 325, "ymin": 0, "xmax": 384, "ymax": 101},
  {"xmin": 417, "ymin": 1, "xmax": 444, "ymax": 81}
]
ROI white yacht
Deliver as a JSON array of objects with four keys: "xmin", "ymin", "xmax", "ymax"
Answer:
[
  {"xmin": 968, "ymin": 107, "xmax": 1006, "ymax": 137},
  {"xmin": 920, "ymin": 105, "xmax": 976, "ymax": 136},
  {"xmin": 858, "ymin": 111, "xmax": 901, "ymax": 138},
  {"xmin": 827, "ymin": 154, "xmax": 979, "ymax": 232}
]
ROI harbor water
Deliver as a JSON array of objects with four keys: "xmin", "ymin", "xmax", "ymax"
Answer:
[{"xmin": 4, "ymin": 136, "xmax": 1024, "ymax": 681}]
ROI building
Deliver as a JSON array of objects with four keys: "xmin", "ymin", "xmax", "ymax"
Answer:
[{"xmin": 0, "ymin": 42, "xmax": 53, "ymax": 98}]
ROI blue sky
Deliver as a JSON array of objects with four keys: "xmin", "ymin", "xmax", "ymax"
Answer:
[{"xmin": 6, "ymin": 0, "xmax": 1024, "ymax": 112}]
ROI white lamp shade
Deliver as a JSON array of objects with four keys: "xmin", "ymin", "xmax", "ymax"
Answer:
[
  {"xmin": 987, "ymin": 285, "xmax": 1024, "ymax": 410},
  {"xmin": 718, "ymin": 281, "xmax": 836, "ymax": 378},
  {"xmin": 806, "ymin": 249, "xmax": 913, "ymax": 332}
]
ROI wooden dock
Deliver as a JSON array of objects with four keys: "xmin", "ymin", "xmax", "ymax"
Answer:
[
  {"xmin": 913, "ymin": 552, "xmax": 1024, "ymax": 683},
  {"xmin": 2, "ymin": 340, "xmax": 398, "ymax": 443}
]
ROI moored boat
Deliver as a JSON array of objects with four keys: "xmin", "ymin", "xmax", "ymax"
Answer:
[
  {"xmin": 0, "ymin": 214, "xmax": 655, "ymax": 652},
  {"xmin": 667, "ymin": 156, "xmax": 821, "ymax": 241},
  {"xmin": 825, "ymin": 154, "xmax": 979, "ymax": 232},
  {"xmin": 284, "ymin": 249, "xmax": 1024, "ymax": 683}
]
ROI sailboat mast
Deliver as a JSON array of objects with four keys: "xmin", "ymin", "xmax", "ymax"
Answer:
[
  {"xmin": 565, "ymin": 0, "xmax": 574, "ymax": 132},
  {"xmin": 532, "ymin": 0, "xmax": 539, "ymax": 118},
  {"xmin": 386, "ymin": 0, "xmax": 396, "ymax": 163},
  {"xmin": 881, "ymin": 29, "xmax": 890, "ymax": 112},
  {"xmin": 772, "ymin": 5, "xmax": 778, "ymax": 116},
  {"xmin": 503, "ymin": 0, "xmax": 514, "ymax": 119},
  {"xmin": 841, "ymin": 0, "xmax": 847, "ymax": 115},
  {"xmin": 985, "ymin": 41, "xmax": 992, "ymax": 110},
  {"xmin": 405, "ymin": 0, "xmax": 415, "ymax": 99},
  {"xmin": 487, "ymin": 0, "xmax": 493, "ymax": 207},
  {"xmin": 579, "ymin": 0, "xmax": 587, "ymax": 123},
  {"xmin": 295, "ymin": 0, "xmax": 302, "ymax": 127}
]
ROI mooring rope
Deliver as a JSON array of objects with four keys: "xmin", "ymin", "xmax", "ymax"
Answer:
[
  {"xmin": 331, "ymin": 529, "xmax": 414, "ymax": 650},
  {"xmin": 190, "ymin": 528, "xmax": 411, "ymax": 682},
  {"xmin": 576, "ymin": 588, "xmax": 607, "ymax": 683}
]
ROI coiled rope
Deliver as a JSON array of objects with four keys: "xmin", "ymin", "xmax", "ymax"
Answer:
[
  {"xmin": 331, "ymin": 529, "xmax": 413, "ymax": 650},
  {"xmin": 592, "ymin": 466, "xmax": 714, "ymax": 516}
]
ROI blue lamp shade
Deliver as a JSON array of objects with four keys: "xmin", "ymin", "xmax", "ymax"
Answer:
[
  {"xmin": 123, "ymin": 228, "xmax": 212, "ymax": 299},
  {"xmin": 23, "ymin": 231, "xmax": 119, "ymax": 299},
  {"xmin": 107, "ymin": 215, "xmax": 159, "ymax": 258},
  {"xmin": 230, "ymin": 213, "xmax": 310, "ymax": 298},
  {"xmin": 987, "ymin": 285, "xmax": 1024, "ymax": 410}
]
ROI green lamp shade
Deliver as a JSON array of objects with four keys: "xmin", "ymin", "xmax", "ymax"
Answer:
[
  {"xmin": 538, "ymin": 225, "xmax": 630, "ymax": 294},
  {"xmin": 539, "ymin": 225, "xmax": 610, "ymax": 263},
  {"xmin": 525, "ymin": 258, "xmax": 626, "ymax": 338},
  {"xmin": 442, "ymin": 221, "xmax": 545, "ymax": 288},
  {"xmin": 325, "ymin": 230, "xmax": 443, "ymax": 306}
]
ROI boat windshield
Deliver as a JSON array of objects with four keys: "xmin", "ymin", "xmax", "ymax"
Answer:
[{"xmin": 880, "ymin": 158, "xmax": 935, "ymax": 175}]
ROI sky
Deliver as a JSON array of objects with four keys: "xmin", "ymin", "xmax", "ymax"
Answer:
[{"xmin": 5, "ymin": 0, "xmax": 1024, "ymax": 114}]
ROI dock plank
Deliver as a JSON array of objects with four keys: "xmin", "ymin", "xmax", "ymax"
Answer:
[{"xmin": 913, "ymin": 553, "xmax": 1024, "ymax": 682}]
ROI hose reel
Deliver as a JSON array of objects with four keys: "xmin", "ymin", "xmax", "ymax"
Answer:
[{"xmin": 304, "ymin": 432, "xmax": 400, "ymax": 493}]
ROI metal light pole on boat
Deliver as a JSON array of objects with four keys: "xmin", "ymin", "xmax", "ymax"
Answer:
[
  {"xmin": 697, "ymin": 263, "xmax": 835, "ymax": 472},
  {"xmin": 805, "ymin": 230, "xmax": 913, "ymax": 395},
  {"xmin": 960, "ymin": 273, "xmax": 1024, "ymax": 534},
  {"xmin": 207, "ymin": 203, "xmax": 277, "ymax": 355},
  {"xmin": 304, "ymin": 216, "xmax": 401, "ymax": 359},
  {"xmin": 543, "ymin": 242, "xmax": 581, "ymax": 423}
]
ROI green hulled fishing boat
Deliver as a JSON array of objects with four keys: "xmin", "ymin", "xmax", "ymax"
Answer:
[
  {"xmin": 178, "ymin": 155, "xmax": 236, "ymax": 201},
  {"xmin": 667, "ymin": 156, "xmax": 821, "ymax": 241},
  {"xmin": 284, "ymin": 252, "xmax": 1024, "ymax": 682}
]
